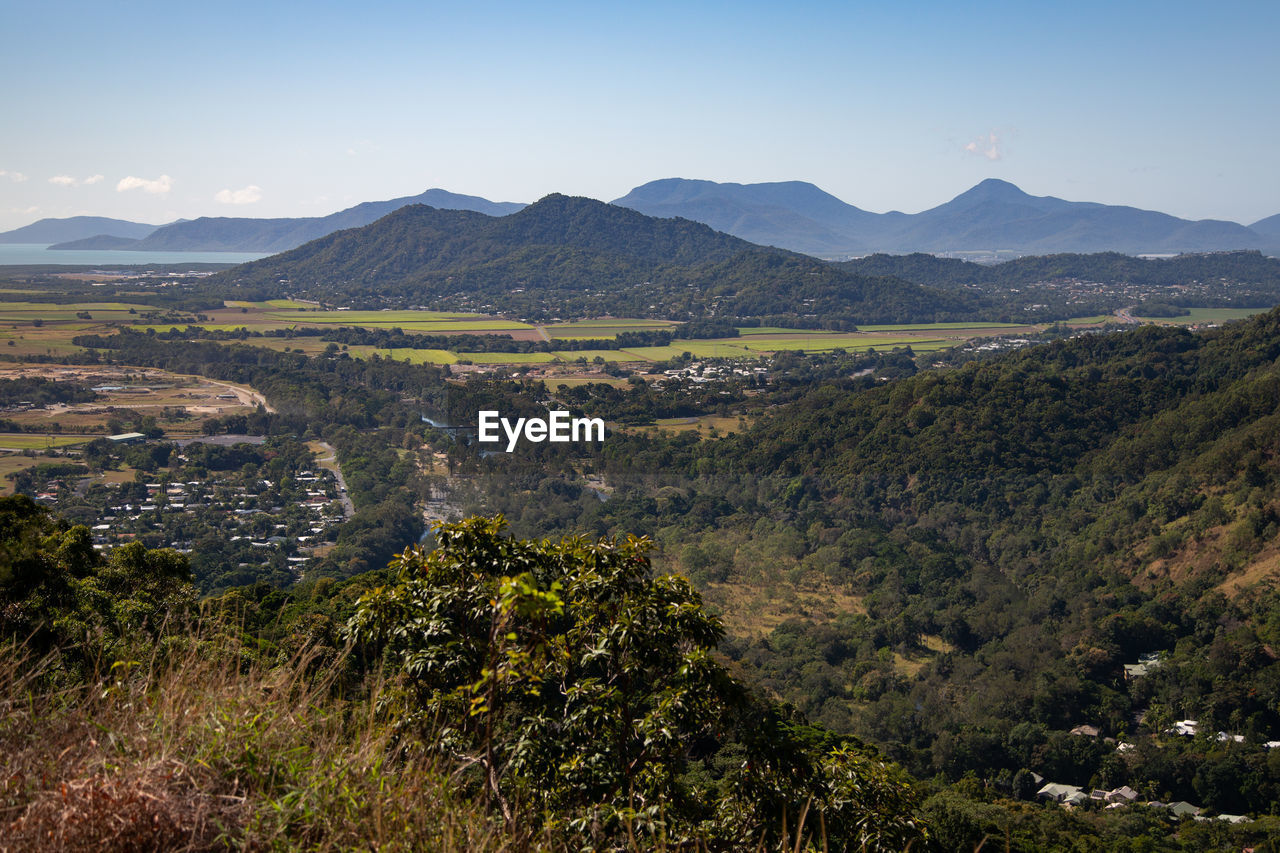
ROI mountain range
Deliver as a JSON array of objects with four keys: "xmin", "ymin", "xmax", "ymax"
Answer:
[
  {"xmin": 215, "ymin": 194, "xmax": 973, "ymax": 324},
  {"xmin": 32, "ymin": 189, "xmax": 524, "ymax": 253},
  {"xmin": 613, "ymin": 178, "xmax": 1276, "ymax": 256},
  {"xmin": 4, "ymin": 179, "xmax": 1276, "ymax": 257},
  {"xmin": 0, "ymin": 216, "xmax": 162, "ymax": 244}
]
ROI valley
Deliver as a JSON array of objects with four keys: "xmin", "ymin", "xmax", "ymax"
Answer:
[{"xmin": 6, "ymin": 201, "xmax": 1280, "ymax": 851}]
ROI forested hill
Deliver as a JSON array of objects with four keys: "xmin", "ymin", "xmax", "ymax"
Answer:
[
  {"xmin": 840, "ymin": 249, "xmax": 1280, "ymax": 293},
  {"xmin": 215, "ymin": 195, "xmax": 982, "ymax": 323},
  {"xmin": 505, "ymin": 306, "xmax": 1280, "ymax": 814},
  {"xmin": 674, "ymin": 305, "xmax": 1280, "ymax": 611}
]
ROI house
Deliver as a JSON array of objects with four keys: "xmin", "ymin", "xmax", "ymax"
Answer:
[
  {"xmin": 1037, "ymin": 783, "xmax": 1088, "ymax": 806},
  {"xmin": 1106, "ymin": 786, "xmax": 1139, "ymax": 804},
  {"xmin": 1123, "ymin": 652, "xmax": 1163, "ymax": 680}
]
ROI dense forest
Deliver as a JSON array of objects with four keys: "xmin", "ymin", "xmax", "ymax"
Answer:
[{"xmin": 443, "ymin": 308, "xmax": 1280, "ymax": 834}]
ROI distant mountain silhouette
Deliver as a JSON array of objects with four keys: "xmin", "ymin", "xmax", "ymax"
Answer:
[
  {"xmin": 615, "ymin": 177, "xmax": 1269, "ymax": 255},
  {"xmin": 1251, "ymin": 213, "xmax": 1280, "ymax": 242},
  {"xmin": 0, "ymin": 216, "xmax": 158, "ymax": 244},
  {"xmin": 47, "ymin": 190, "xmax": 525, "ymax": 253},
  {"xmin": 612, "ymin": 179, "xmax": 880, "ymax": 254},
  {"xmin": 217, "ymin": 194, "xmax": 974, "ymax": 323},
  {"xmin": 50, "ymin": 234, "xmax": 150, "ymax": 250},
  {"xmin": 20, "ymin": 180, "xmax": 1272, "ymax": 258}
]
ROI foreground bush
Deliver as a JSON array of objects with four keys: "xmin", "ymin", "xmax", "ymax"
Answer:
[{"xmin": 347, "ymin": 516, "xmax": 929, "ymax": 850}]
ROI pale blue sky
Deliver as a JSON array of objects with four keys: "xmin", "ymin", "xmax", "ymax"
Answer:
[{"xmin": 2, "ymin": 0, "xmax": 1277, "ymax": 231}]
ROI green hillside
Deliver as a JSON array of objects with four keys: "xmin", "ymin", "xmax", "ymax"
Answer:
[
  {"xmin": 216, "ymin": 196, "xmax": 981, "ymax": 324},
  {"xmin": 458, "ymin": 308, "xmax": 1280, "ymax": 824}
]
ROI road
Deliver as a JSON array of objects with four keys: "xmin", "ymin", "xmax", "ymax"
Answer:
[
  {"xmin": 205, "ymin": 378, "xmax": 276, "ymax": 413},
  {"xmin": 310, "ymin": 440, "xmax": 355, "ymax": 518}
]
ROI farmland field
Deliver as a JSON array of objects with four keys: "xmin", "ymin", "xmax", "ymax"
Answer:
[
  {"xmin": 362, "ymin": 347, "xmax": 459, "ymax": 364},
  {"xmin": 0, "ymin": 302, "xmax": 159, "ymax": 321},
  {"xmin": 1135, "ymin": 307, "xmax": 1267, "ymax": 324},
  {"xmin": 0, "ymin": 286, "xmax": 1261, "ymax": 376},
  {"xmin": 856, "ymin": 321, "xmax": 1026, "ymax": 332},
  {"xmin": 261, "ymin": 310, "xmax": 529, "ymax": 332},
  {"xmin": 544, "ymin": 376, "xmax": 632, "ymax": 389},
  {"xmin": 544, "ymin": 319, "xmax": 678, "ymax": 339},
  {"xmin": 551, "ymin": 350, "xmax": 636, "ymax": 362},
  {"xmin": 457, "ymin": 352, "xmax": 558, "ymax": 365},
  {"xmin": 735, "ymin": 334, "xmax": 946, "ymax": 352},
  {"xmin": 0, "ymin": 434, "xmax": 92, "ymax": 450}
]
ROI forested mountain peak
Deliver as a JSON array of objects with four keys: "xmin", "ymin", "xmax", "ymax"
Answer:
[
  {"xmin": 214, "ymin": 195, "xmax": 970, "ymax": 322},
  {"xmin": 488, "ymin": 192, "xmax": 759, "ymax": 264}
]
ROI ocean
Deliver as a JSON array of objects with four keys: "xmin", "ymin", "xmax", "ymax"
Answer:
[{"xmin": 0, "ymin": 244, "xmax": 270, "ymax": 266}]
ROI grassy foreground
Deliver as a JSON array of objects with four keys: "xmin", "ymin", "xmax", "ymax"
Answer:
[{"xmin": 1, "ymin": 640, "xmax": 515, "ymax": 852}]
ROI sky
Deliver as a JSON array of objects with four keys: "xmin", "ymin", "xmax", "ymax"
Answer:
[{"xmin": 2, "ymin": 0, "xmax": 1278, "ymax": 232}]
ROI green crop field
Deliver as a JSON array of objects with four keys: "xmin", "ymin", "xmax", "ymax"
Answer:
[
  {"xmin": 619, "ymin": 343, "xmax": 761, "ymax": 361},
  {"xmin": 0, "ymin": 302, "xmax": 157, "ymax": 322},
  {"xmin": 225, "ymin": 299, "xmax": 318, "ymax": 309},
  {"xmin": 856, "ymin": 321, "xmax": 1025, "ymax": 332},
  {"xmin": 544, "ymin": 377, "xmax": 632, "ymax": 389},
  {"xmin": 1063, "ymin": 315, "xmax": 1118, "ymax": 325},
  {"xmin": 738, "ymin": 334, "xmax": 947, "ymax": 352},
  {"xmin": 263, "ymin": 310, "xmax": 520, "ymax": 329},
  {"xmin": 551, "ymin": 350, "xmax": 635, "ymax": 362},
  {"xmin": 1137, "ymin": 307, "xmax": 1269, "ymax": 324},
  {"xmin": 734, "ymin": 326, "xmax": 814, "ymax": 335},
  {"xmin": 362, "ymin": 347, "xmax": 460, "ymax": 364},
  {"xmin": 0, "ymin": 434, "xmax": 92, "ymax": 450},
  {"xmin": 545, "ymin": 319, "xmax": 676, "ymax": 333},
  {"xmin": 457, "ymin": 352, "xmax": 558, "ymax": 364},
  {"xmin": 673, "ymin": 341, "xmax": 758, "ymax": 358},
  {"xmin": 855, "ymin": 320, "xmax": 1024, "ymax": 330}
]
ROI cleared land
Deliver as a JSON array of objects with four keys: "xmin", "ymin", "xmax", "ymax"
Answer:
[
  {"xmin": 623, "ymin": 415, "xmax": 750, "ymax": 437},
  {"xmin": 0, "ymin": 365, "xmax": 263, "ymax": 438},
  {"xmin": 1134, "ymin": 307, "xmax": 1268, "ymax": 324}
]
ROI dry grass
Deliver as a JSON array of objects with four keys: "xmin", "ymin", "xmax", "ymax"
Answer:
[
  {"xmin": 0, "ymin": 635, "xmax": 516, "ymax": 852},
  {"xmin": 705, "ymin": 581, "xmax": 865, "ymax": 639}
]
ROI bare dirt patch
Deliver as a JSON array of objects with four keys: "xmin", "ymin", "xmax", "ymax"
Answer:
[{"xmin": 0, "ymin": 365, "xmax": 269, "ymax": 436}]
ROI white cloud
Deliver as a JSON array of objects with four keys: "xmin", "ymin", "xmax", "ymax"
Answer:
[
  {"xmin": 215, "ymin": 185, "xmax": 263, "ymax": 205},
  {"xmin": 84, "ymin": 174, "xmax": 105, "ymax": 185},
  {"xmin": 49, "ymin": 174, "xmax": 78, "ymax": 187},
  {"xmin": 117, "ymin": 174, "xmax": 173, "ymax": 195},
  {"xmin": 0, "ymin": 170, "xmax": 28, "ymax": 183},
  {"xmin": 964, "ymin": 132, "xmax": 1003, "ymax": 161}
]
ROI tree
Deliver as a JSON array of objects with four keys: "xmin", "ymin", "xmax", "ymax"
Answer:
[{"xmin": 346, "ymin": 517, "xmax": 930, "ymax": 849}]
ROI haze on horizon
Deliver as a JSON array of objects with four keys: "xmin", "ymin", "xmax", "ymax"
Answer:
[{"xmin": 2, "ymin": 0, "xmax": 1277, "ymax": 233}]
